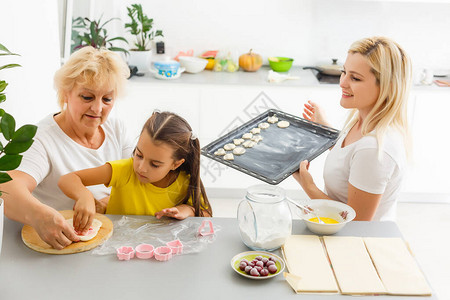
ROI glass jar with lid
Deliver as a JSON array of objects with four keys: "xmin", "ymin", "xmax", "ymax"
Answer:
[{"xmin": 237, "ymin": 184, "xmax": 292, "ymax": 251}]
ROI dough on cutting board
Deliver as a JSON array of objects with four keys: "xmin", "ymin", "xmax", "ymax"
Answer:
[
  {"xmin": 277, "ymin": 120, "xmax": 290, "ymax": 128},
  {"xmin": 282, "ymin": 235, "xmax": 339, "ymax": 293},
  {"xmin": 323, "ymin": 236, "xmax": 386, "ymax": 295},
  {"xmin": 214, "ymin": 148, "xmax": 226, "ymax": 156},
  {"xmin": 223, "ymin": 153, "xmax": 234, "ymax": 161},
  {"xmin": 250, "ymin": 127, "xmax": 261, "ymax": 134},
  {"xmin": 267, "ymin": 116, "xmax": 278, "ymax": 124},
  {"xmin": 66, "ymin": 218, "xmax": 102, "ymax": 242},
  {"xmin": 363, "ymin": 237, "xmax": 432, "ymax": 296},
  {"xmin": 258, "ymin": 122, "xmax": 270, "ymax": 129},
  {"xmin": 233, "ymin": 147, "xmax": 246, "ymax": 155},
  {"xmin": 224, "ymin": 143, "xmax": 236, "ymax": 150},
  {"xmin": 233, "ymin": 138, "xmax": 244, "ymax": 145}
]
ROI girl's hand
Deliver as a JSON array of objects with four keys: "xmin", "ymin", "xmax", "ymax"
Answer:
[
  {"xmin": 155, "ymin": 205, "xmax": 194, "ymax": 220},
  {"xmin": 302, "ymin": 100, "xmax": 330, "ymax": 127},
  {"xmin": 73, "ymin": 196, "xmax": 96, "ymax": 234}
]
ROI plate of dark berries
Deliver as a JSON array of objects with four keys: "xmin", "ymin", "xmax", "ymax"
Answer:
[{"xmin": 231, "ymin": 251, "xmax": 285, "ymax": 280}]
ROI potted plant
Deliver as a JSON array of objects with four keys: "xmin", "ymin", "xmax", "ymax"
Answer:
[
  {"xmin": 0, "ymin": 44, "xmax": 37, "ymax": 190},
  {"xmin": 71, "ymin": 16, "xmax": 129, "ymax": 55},
  {"xmin": 125, "ymin": 4, "xmax": 163, "ymax": 72}
]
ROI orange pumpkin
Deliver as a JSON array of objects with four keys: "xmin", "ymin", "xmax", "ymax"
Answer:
[{"xmin": 239, "ymin": 49, "xmax": 263, "ymax": 72}]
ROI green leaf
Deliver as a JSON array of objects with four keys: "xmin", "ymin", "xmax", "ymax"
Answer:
[
  {"xmin": 12, "ymin": 124, "xmax": 37, "ymax": 142},
  {"xmin": 0, "ymin": 154, "xmax": 22, "ymax": 171},
  {"xmin": 0, "ymin": 63, "xmax": 21, "ymax": 71},
  {"xmin": 0, "ymin": 43, "xmax": 20, "ymax": 56},
  {"xmin": 0, "ymin": 80, "xmax": 7, "ymax": 92},
  {"xmin": 0, "ymin": 113, "xmax": 15, "ymax": 140},
  {"xmin": 0, "ymin": 171, "xmax": 13, "ymax": 184},
  {"xmin": 0, "ymin": 94, "xmax": 6, "ymax": 103},
  {"xmin": 4, "ymin": 139, "xmax": 34, "ymax": 154}
]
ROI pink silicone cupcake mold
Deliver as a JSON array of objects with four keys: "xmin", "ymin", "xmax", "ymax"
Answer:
[
  {"xmin": 116, "ymin": 246, "xmax": 135, "ymax": 260},
  {"xmin": 135, "ymin": 244, "xmax": 155, "ymax": 259},
  {"xmin": 154, "ymin": 246, "xmax": 173, "ymax": 261},
  {"xmin": 166, "ymin": 239, "xmax": 183, "ymax": 255}
]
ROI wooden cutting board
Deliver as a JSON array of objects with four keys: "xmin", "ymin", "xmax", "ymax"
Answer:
[{"xmin": 21, "ymin": 210, "xmax": 113, "ymax": 255}]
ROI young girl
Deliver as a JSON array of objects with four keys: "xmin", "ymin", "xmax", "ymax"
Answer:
[{"xmin": 58, "ymin": 111, "xmax": 212, "ymax": 234}]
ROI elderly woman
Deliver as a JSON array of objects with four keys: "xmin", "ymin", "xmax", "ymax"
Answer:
[
  {"xmin": 295, "ymin": 36, "xmax": 412, "ymax": 221},
  {"xmin": 2, "ymin": 46, "xmax": 133, "ymax": 249}
]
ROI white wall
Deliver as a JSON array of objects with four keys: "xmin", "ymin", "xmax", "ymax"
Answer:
[
  {"xmin": 0, "ymin": 0, "xmax": 61, "ymax": 127},
  {"xmin": 77, "ymin": 0, "xmax": 450, "ymax": 71}
]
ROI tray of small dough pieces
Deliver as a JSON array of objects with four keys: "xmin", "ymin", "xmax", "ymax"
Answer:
[{"xmin": 201, "ymin": 109, "xmax": 340, "ymax": 185}]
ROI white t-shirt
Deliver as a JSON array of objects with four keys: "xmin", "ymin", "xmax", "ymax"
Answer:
[
  {"xmin": 323, "ymin": 129, "xmax": 407, "ymax": 221},
  {"xmin": 17, "ymin": 114, "xmax": 135, "ymax": 210}
]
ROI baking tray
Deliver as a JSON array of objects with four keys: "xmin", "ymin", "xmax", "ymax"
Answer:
[{"xmin": 201, "ymin": 109, "xmax": 340, "ymax": 185}]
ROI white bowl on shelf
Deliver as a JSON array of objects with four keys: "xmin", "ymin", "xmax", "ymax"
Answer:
[{"xmin": 178, "ymin": 56, "xmax": 208, "ymax": 74}]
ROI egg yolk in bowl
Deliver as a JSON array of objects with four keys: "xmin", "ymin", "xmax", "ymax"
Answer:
[{"xmin": 308, "ymin": 217, "xmax": 339, "ymax": 224}]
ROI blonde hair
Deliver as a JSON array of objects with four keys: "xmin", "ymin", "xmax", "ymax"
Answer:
[
  {"xmin": 54, "ymin": 47, "xmax": 130, "ymax": 109},
  {"xmin": 342, "ymin": 36, "xmax": 412, "ymax": 158}
]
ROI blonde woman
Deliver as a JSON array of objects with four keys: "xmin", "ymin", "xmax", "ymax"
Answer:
[
  {"xmin": 294, "ymin": 36, "xmax": 411, "ymax": 221},
  {"xmin": 1, "ymin": 47, "xmax": 133, "ymax": 249}
]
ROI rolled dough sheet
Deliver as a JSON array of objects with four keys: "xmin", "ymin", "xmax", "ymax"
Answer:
[
  {"xmin": 363, "ymin": 237, "xmax": 432, "ymax": 296},
  {"xmin": 282, "ymin": 235, "xmax": 338, "ymax": 293},
  {"xmin": 323, "ymin": 236, "xmax": 386, "ymax": 295},
  {"xmin": 66, "ymin": 218, "xmax": 102, "ymax": 242}
]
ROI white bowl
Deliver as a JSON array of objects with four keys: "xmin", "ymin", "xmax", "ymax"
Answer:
[
  {"xmin": 178, "ymin": 56, "xmax": 208, "ymax": 73},
  {"xmin": 298, "ymin": 199, "xmax": 356, "ymax": 235}
]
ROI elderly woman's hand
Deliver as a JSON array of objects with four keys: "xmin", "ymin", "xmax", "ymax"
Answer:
[{"xmin": 32, "ymin": 206, "xmax": 80, "ymax": 250}]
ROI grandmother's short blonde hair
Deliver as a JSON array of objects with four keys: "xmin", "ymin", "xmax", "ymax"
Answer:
[{"xmin": 54, "ymin": 46, "xmax": 130, "ymax": 109}]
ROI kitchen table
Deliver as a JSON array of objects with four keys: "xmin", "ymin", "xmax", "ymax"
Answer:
[{"xmin": 0, "ymin": 216, "xmax": 437, "ymax": 300}]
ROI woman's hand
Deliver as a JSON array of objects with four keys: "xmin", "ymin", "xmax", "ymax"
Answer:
[
  {"xmin": 73, "ymin": 196, "xmax": 96, "ymax": 234},
  {"xmin": 32, "ymin": 205, "xmax": 80, "ymax": 250},
  {"xmin": 95, "ymin": 196, "xmax": 109, "ymax": 214},
  {"xmin": 155, "ymin": 205, "xmax": 195, "ymax": 220},
  {"xmin": 293, "ymin": 160, "xmax": 330, "ymax": 200},
  {"xmin": 302, "ymin": 100, "xmax": 330, "ymax": 127}
]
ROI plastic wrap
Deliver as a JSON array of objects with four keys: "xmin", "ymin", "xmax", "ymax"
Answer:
[{"xmin": 92, "ymin": 216, "xmax": 220, "ymax": 256}]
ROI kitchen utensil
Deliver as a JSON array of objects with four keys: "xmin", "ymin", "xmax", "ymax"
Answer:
[
  {"xmin": 298, "ymin": 200, "xmax": 356, "ymax": 235},
  {"xmin": 117, "ymin": 246, "xmax": 135, "ymax": 260},
  {"xmin": 268, "ymin": 57, "xmax": 294, "ymax": 72},
  {"xmin": 231, "ymin": 251, "xmax": 285, "ymax": 280},
  {"xmin": 201, "ymin": 109, "xmax": 339, "ymax": 185},
  {"xmin": 285, "ymin": 198, "xmax": 324, "ymax": 224},
  {"xmin": 21, "ymin": 210, "xmax": 113, "ymax": 254},
  {"xmin": 267, "ymin": 70, "xmax": 300, "ymax": 83},
  {"xmin": 303, "ymin": 58, "xmax": 343, "ymax": 76},
  {"xmin": 237, "ymin": 184, "xmax": 292, "ymax": 251},
  {"xmin": 179, "ymin": 56, "xmax": 208, "ymax": 73},
  {"xmin": 135, "ymin": 244, "xmax": 155, "ymax": 259}
]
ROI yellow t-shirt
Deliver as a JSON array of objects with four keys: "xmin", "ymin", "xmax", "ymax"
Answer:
[{"xmin": 105, "ymin": 158, "xmax": 192, "ymax": 215}]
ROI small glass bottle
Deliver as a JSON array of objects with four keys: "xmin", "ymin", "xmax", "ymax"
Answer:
[{"xmin": 237, "ymin": 184, "xmax": 292, "ymax": 251}]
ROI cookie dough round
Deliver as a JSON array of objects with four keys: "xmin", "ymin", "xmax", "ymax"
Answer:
[
  {"xmin": 224, "ymin": 143, "xmax": 236, "ymax": 150},
  {"xmin": 243, "ymin": 140, "xmax": 256, "ymax": 148},
  {"xmin": 223, "ymin": 153, "xmax": 234, "ymax": 161},
  {"xmin": 252, "ymin": 135, "xmax": 263, "ymax": 143},
  {"xmin": 267, "ymin": 116, "xmax": 278, "ymax": 124},
  {"xmin": 242, "ymin": 132, "xmax": 253, "ymax": 140},
  {"xmin": 277, "ymin": 120, "xmax": 290, "ymax": 128},
  {"xmin": 233, "ymin": 147, "xmax": 246, "ymax": 155},
  {"xmin": 250, "ymin": 127, "xmax": 261, "ymax": 134},
  {"xmin": 233, "ymin": 138, "xmax": 245, "ymax": 145},
  {"xmin": 214, "ymin": 148, "xmax": 226, "ymax": 156},
  {"xmin": 258, "ymin": 122, "xmax": 270, "ymax": 129}
]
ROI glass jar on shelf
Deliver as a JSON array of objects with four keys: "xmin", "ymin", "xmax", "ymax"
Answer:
[{"xmin": 237, "ymin": 184, "xmax": 292, "ymax": 251}]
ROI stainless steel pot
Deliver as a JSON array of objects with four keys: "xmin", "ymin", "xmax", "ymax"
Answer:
[{"xmin": 303, "ymin": 58, "xmax": 343, "ymax": 76}]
